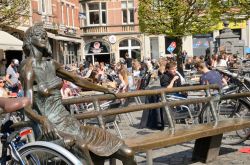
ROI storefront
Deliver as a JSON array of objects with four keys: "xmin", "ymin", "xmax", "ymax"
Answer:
[
  {"xmin": 47, "ymin": 34, "xmax": 82, "ymax": 65},
  {"xmin": 192, "ymin": 34, "xmax": 213, "ymax": 56},
  {"xmin": 0, "ymin": 31, "xmax": 24, "ymax": 64}
]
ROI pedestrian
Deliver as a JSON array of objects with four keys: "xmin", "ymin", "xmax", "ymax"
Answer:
[
  {"xmin": 5, "ymin": 59, "xmax": 19, "ymax": 93},
  {"xmin": 125, "ymin": 52, "xmax": 133, "ymax": 73}
]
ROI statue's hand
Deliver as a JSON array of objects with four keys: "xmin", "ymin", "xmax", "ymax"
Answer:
[{"xmin": 40, "ymin": 117, "xmax": 60, "ymax": 140}]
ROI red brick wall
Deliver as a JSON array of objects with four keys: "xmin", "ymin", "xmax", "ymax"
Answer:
[
  {"xmin": 106, "ymin": 0, "xmax": 139, "ymax": 30},
  {"xmin": 31, "ymin": 1, "xmax": 41, "ymax": 23},
  {"xmin": 31, "ymin": 0, "xmax": 80, "ymax": 34}
]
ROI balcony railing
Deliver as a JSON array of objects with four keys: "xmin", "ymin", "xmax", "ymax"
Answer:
[
  {"xmin": 43, "ymin": 21, "xmax": 58, "ymax": 30},
  {"xmin": 81, "ymin": 24, "xmax": 139, "ymax": 35}
]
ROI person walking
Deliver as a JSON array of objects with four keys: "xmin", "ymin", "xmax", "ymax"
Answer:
[
  {"xmin": 5, "ymin": 59, "xmax": 19, "ymax": 93},
  {"xmin": 125, "ymin": 52, "xmax": 133, "ymax": 73}
]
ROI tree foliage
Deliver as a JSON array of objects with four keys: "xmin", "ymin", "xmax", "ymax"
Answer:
[
  {"xmin": 221, "ymin": 0, "xmax": 250, "ymax": 19},
  {"xmin": 0, "ymin": 0, "xmax": 30, "ymax": 28},
  {"xmin": 138, "ymin": 0, "xmax": 250, "ymax": 74},
  {"xmin": 139, "ymin": 0, "xmax": 250, "ymax": 37}
]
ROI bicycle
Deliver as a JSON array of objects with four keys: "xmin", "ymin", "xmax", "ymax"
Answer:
[
  {"xmin": 0, "ymin": 97, "xmax": 82, "ymax": 165},
  {"xmin": 214, "ymin": 67, "xmax": 250, "ymax": 145}
]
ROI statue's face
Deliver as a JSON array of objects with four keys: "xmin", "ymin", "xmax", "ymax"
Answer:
[{"xmin": 31, "ymin": 28, "xmax": 48, "ymax": 49}]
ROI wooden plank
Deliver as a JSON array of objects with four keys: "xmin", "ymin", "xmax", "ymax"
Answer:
[
  {"xmin": 192, "ymin": 134, "xmax": 223, "ymax": 163},
  {"xmin": 125, "ymin": 118, "xmax": 250, "ymax": 152},
  {"xmin": 146, "ymin": 150, "xmax": 153, "ymax": 165}
]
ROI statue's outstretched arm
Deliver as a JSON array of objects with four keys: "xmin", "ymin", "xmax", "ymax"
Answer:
[{"xmin": 54, "ymin": 61, "xmax": 114, "ymax": 94}]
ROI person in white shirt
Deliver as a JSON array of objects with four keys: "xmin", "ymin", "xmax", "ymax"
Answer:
[{"xmin": 216, "ymin": 55, "xmax": 228, "ymax": 68}]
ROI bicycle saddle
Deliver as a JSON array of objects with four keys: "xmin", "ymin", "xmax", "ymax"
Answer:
[{"xmin": 0, "ymin": 97, "xmax": 30, "ymax": 113}]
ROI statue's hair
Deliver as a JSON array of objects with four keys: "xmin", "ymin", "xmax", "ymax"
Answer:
[{"xmin": 22, "ymin": 23, "xmax": 52, "ymax": 57}]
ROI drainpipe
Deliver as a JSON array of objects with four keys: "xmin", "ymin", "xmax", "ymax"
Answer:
[
  {"xmin": 29, "ymin": 1, "xmax": 33, "ymax": 26},
  {"xmin": 143, "ymin": 33, "xmax": 146, "ymax": 61}
]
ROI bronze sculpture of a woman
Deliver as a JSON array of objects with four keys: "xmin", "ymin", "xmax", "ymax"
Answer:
[{"xmin": 20, "ymin": 23, "xmax": 137, "ymax": 165}]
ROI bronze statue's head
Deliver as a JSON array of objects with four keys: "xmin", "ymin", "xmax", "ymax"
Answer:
[{"xmin": 23, "ymin": 23, "xmax": 52, "ymax": 57}]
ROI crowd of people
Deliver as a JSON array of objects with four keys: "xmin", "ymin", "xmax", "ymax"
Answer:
[
  {"xmin": 61, "ymin": 56, "xmax": 157, "ymax": 100},
  {"xmin": 0, "ymin": 51, "xmax": 243, "ymax": 100}
]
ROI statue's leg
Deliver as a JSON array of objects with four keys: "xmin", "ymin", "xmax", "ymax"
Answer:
[
  {"xmin": 111, "ymin": 144, "xmax": 137, "ymax": 165},
  {"xmin": 62, "ymin": 134, "xmax": 94, "ymax": 165},
  {"xmin": 74, "ymin": 138, "xmax": 95, "ymax": 165}
]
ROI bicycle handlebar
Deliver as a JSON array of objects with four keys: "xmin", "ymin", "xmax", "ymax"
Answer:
[{"xmin": 216, "ymin": 68, "xmax": 238, "ymax": 78}]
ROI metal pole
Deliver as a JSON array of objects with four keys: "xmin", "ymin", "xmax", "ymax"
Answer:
[
  {"xmin": 205, "ymin": 89, "xmax": 218, "ymax": 125},
  {"xmin": 161, "ymin": 93, "xmax": 175, "ymax": 129},
  {"xmin": 93, "ymin": 100, "xmax": 105, "ymax": 129}
]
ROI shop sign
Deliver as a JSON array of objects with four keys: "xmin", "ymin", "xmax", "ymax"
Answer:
[
  {"xmin": 109, "ymin": 35, "xmax": 116, "ymax": 44},
  {"xmin": 167, "ymin": 42, "xmax": 176, "ymax": 53},
  {"xmin": 90, "ymin": 41, "xmax": 103, "ymax": 53},
  {"xmin": 216, "ymin": 20, "xmax": 246, "ymax": 30}
]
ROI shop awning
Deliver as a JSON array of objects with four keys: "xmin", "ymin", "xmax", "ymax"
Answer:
[
  {"xmin": 17, "ymin": 26, "xmax": 82, "ymax": 43},
  {"xmin": 0, "ymin": 31, "xmax": 23, "ymax": 51},
  {"xmin": 54, "ymin": 35, "xmax": 82, "ymax": 43}
]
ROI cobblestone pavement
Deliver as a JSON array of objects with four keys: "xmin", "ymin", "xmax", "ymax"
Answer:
[{"xmin": 107, "ymin": 108, "xmax": 250, "ymax": 165}]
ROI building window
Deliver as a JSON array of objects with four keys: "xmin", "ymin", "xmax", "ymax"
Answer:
[
  {"xmin": 87, "ymin": 2, "xmax": 107, "ymax": 25},
  {"xmin": 66, "ymin": 4, "xmax": 70, "ymax": 26},
  {"xmin": 119, "ymin": 39, "xmax": 140, "ymax": 60},
  {"xmin": 61, "ymin": 3, "xmax": 64, "ymax": 24},
  {"xmin": 38, "ymin": 0, "xmax": 52, "ymax": 15},
  {"xmin": 41, "ymin": 0, "xmax": 46, "ymax": 13},
  {"xmin": 192, "ymin": 34, "xmax": 213, "ymax": 56},
  {"xmin": 84, "ymin": 41, "xmax": 110, "ymax": 64},
  {"xmin": 72, "ymin": 6, "xmax": 75, "ymax": 27},
  {"xmin": 121, "ymin": 1, "xmax": 134, "ymax": 24}
]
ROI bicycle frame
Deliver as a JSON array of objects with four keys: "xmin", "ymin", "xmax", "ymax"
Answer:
[{"xmin": 0, "ymin": 120, "xmax": 33, "ymax": 165}]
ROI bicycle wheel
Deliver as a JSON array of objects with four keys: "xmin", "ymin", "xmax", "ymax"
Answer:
[
  {"xmin": 199, "ymin": 103, "xmax": 215, "ymax": 123},
  {"xmin": 234, "ymin": 100, "xmax": 250, "ymax": 139},
  {"xmin": 11, "ymin": 141, "xmax": 82, "ymax": 165},
  {"xmin": 221, "ymin": 99, "xmax": 250, "ymax": 145}
]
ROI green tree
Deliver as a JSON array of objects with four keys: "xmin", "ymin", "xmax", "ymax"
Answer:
[
  {"xmin": 0, "ymin": 0, "xmax": 30, "ymax": 28},
  {"xmin": 139, "ymin": 0, "xmax": 250, "ymax": 74}
]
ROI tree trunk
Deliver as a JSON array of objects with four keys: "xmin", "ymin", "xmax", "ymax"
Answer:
[{"xmin": 174, "ymin": 37, "xmax": 184, "ymax": 77}]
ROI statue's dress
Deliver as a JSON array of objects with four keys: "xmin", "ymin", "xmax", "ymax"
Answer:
[{"xmin": 27, "ymin": 60, "xmax": 123, "ymax": 156}]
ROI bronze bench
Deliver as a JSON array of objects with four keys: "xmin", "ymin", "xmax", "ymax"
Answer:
[
  {"xmin": 125, "ymin": 118, "xmax": 250, "ymax": 165},
  {"xmin": 64, "ymin": 85, "xmax": 250, "ymax": 164}
]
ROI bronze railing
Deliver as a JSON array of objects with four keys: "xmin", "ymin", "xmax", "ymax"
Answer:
[
  {"xmin": 62, "ymin": 84, "xmax": 250, "ymax": 129},
  {"xmin": 63, "ymin": 84, "xmax": 219, "ymax": 104},
  {"xmin": 62, "ymin": 85, "xmax": 220, "ymax": 129}
]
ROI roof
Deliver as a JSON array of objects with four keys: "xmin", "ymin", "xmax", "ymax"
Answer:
[{"xmin": 0, "ymin": 30, "xmax": 23, "ymax": 51}]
